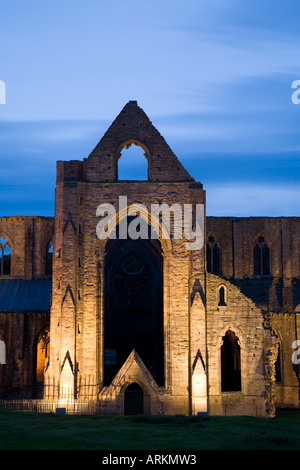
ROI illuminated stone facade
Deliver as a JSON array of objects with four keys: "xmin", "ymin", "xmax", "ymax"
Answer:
[{"xmin": 0, "ymin": 101, "xmax": 300, "ymax": 417}]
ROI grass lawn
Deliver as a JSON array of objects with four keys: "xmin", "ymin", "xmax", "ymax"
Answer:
[{"xmin": 0, "ymin": 409, "xmax": 300, "ymax": 450}]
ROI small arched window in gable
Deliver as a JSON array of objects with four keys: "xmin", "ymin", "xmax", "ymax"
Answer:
[
  {"xmin": 254, "ymin": 235, "xmax": 270, "ymax": 275},
  {"xmin": 207, "ymin": 235, "xmax": 221, "ymax": 275},
  {"xmin": 117, "ymin": 141, "xmax": 148, "ymax": 181},
  {"xmin": 218, "ymin": 285, "xmax": 227, "ymax": 306},
  {"xmin": 0, "ymin": 237, "xmax": 11, "ymax": 276}
]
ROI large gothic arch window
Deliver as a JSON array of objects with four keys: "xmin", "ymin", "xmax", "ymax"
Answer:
[
  {"xmin": 253, "ymin": 234, "xmax": 270, "ymax": 275},
  {"xmin": 104, "ymin": 236, "xmax": 164, "ymax": 387},
  {"xmin": 207, "ymin": 234, "xmax": 221, "ymax": 275},
  {"xmin": 221, "ymin": 330, "xmax": 241, "ymax": 392}
]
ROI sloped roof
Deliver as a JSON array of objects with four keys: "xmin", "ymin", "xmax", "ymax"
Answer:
[{"xmin": 0, "ymin": 279, "xmax": 52, "ymax": 313}]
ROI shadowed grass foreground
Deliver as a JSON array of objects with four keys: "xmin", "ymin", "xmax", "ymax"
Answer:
[{"xmin": 0, "ymin": 409, "xmax": 300, "ymax": 450}]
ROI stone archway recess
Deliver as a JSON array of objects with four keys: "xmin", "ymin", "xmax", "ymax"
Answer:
[{"xmin": 124, "ymin": 382, "xmax": 144, "ymax": 415}]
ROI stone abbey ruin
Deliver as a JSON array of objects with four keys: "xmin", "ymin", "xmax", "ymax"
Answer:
[{"xmin": 0, "ymin": 101, "xmax": 299, "ymax": 416}]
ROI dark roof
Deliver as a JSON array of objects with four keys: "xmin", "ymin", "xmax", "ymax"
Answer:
[{"xmin": 0, "ymin": 279, "xmax": 52, "ymax": 313}]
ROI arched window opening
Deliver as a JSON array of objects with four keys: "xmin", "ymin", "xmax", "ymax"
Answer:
[
  {"xmin": 124, "ymin": 382, "xmax": 144, "ymax": 415},
  {"xmin": 218, "ymin": 286, "xmax": 227, "ymax": 306},
  {"xmin": 118, "ymin": 142, "xmax": 148, "ymax": 181},
  {"xmin": 0, "ymin": 237, "xmax": 11, "ymax": 276},
  {"xmin": 0, "ymin": 340, "xmax": 6, "ymax": 365},
  {"xmin": 36, "ymin": 330, "xmax": 50, "ymax": 383},
  {"xmin": 207, "ymin": 235, "xmax": 221, "ymax": 275},
  {"xmin": 46, "ymin": 241, "xmax": 53, "ymax": 275},
  {"xmin": 254, "ymin": 235, "xmax": 270, "ymax": 275},
  {"xmin": 221, "ymin": 330, "xmax": 241, "ymax": 392},
  {"xmin": 104, "ymin": 236, "xmax": 164, "ymax": 387}
]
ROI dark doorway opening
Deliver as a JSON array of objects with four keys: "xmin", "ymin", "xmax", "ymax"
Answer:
[
  {"xmin": 124, "ymin": 382, "xmax": 144, "ymax": 415},
  {"xmin": 221, "ymin": 330, "xmax": 241, "ymax": 392}
]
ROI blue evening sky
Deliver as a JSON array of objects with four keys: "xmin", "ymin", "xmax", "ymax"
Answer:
[{"xmin": 0, "ymin": 0, "xmax": 299, "ymax": 217}]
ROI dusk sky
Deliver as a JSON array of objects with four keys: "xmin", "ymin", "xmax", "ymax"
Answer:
[{"xmin": 0, "ymin": 0, "xmax": 299, "ymax": 217}]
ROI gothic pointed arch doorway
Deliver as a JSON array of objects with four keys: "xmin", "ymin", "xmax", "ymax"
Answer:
[
  {"xmin": 124, "ymin": 382, "xmax": 144, "ymax": 415},
  {"xmin": 103, "ymin": 236, "xmax": 164, "ymax": 387}
]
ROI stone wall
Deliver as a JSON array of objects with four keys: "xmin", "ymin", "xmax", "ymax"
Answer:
[
  {"xmin": 0, "ymin": 312, "xmax": 50, "ymax": 398},
  {"xmin": 0, "ymin": 216, "xmax": 54, "ymax": 279},
  {"xmin": 0, "ymin": 216, "xmax": 53, "ymax": 398},
  {"xmin": 205, "ymin": 274, "xmax": 268, "ymax": 416},
  {"xmin": 46, "ymin": 176, "xmax": 206, "ymax": 414},
  {"xmin": 206, "ymin": 216, "xmax": 300, "ymax": 413}
]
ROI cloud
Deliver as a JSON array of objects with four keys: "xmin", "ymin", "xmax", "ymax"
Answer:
[
  {"xmin": 1, "ymin": 1, "xmax": 299, "ymax": 121},
  {"xmin": 21, "ymin": 147, "xmax": 44, "ymax": 154},
  {"xmin": 0, "ymin": 0, "xmax": 299, "ymax": 217}
]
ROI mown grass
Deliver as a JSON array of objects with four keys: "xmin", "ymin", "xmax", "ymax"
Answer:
[{"xmin": 0, "ymin": 409, "xmax": 300, "ymax": 450}]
